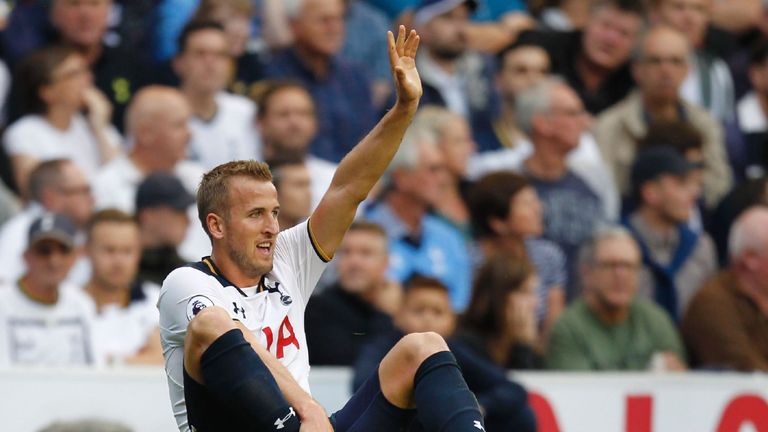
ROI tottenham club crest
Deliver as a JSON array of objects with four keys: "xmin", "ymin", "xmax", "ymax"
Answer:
[
  {"xmin": 186, "ymin": 295, "xmax": 214, "ymax": 321},
  {"xmin": 272, "ymin": 281, "xmax": 292, "ymax": 306}
]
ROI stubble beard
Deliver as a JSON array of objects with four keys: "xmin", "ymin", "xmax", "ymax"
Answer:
[{"xmin": 227, "ymin": 240, "xmax": 273, "ymax": 279}]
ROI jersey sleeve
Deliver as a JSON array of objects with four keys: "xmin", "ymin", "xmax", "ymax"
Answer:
[{"xmin": 273, "ymin": 220, "xmax": 330, "ymax": 305}]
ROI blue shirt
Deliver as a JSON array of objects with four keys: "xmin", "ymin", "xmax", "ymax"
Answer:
[
  {"xmin": 366, "ymin": 202, "xmax": 472, "ymax": 311},
  {"xmin": 264, "ymin": 49, "xmax": 376, "ymax": 163}
]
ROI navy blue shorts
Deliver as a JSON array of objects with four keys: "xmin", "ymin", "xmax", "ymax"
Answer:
[{"xmin": 329, "ymin": 369, "xmax": 415, "ymax": 432}]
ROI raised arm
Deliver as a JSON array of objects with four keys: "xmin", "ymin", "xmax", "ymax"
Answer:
[{"xmin": 309, "ymin": 26, "xmax": 421, "ymax": 258}]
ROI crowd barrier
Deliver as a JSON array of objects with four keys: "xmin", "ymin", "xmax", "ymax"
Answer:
[{"xmin": 1, "ymin": 367, "xmax": 767, "ymax": 431}]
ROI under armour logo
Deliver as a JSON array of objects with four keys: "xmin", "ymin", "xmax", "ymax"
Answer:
[
  {"xmin": 233, "ymin": 302, "xmax": 246, "ymax": 319},
  {"xmin": 473, "ymin": 420, "xmax": 485, "ymax": 431},
  {"xmin": 274, "ymin": 407, "xmax": 296, "ymax": 430}
]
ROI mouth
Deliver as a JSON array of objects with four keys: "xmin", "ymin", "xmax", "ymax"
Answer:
[{"xmin": 256, "ymin": 241, "xmax": 273, "ymax": 256}]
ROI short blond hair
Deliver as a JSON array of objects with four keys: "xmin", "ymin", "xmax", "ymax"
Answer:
[{"xmin": 197, "ymin": 160, "xmax": 273, "ymax": 237}]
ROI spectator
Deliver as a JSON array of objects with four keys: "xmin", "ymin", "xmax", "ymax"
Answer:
[
  {"xmin": 365, "ymin": 123, "xmax": 472, "ymax": 311},
  {"xmin": 256, "ymin": 81, "xmax": 337, "ymax": 210},
  {"xmin": 135, "ymin": 173, "xmax": 195, "ymax": 285},
  {"xmin": 83, "ymin": 209, "xmax": 163, "ymax": 365},
  {"xmin": 539, "ymin": 0, "xmax": 602, "ymax": 30},
  {"xmin": 190, "ymin": 0, "xmax": 265, "ymax": 97},
  {"xmin": 682, "ymin": 207, "xmax": 768, "ymax": 371},
  {"xmin": 711, "ymin": 176, "xmax": 768, "ymax": 264},
  {"xmin": 353, "ymin": 274, "xmax": 537, "ymax": 432},
  {"xmin": 264, "ymin": 0, "xmax": 376, "ymax": 163},
  {"xmin": 594, "ymin": 26, "xmax": 733, "ymax": 208},
  {"xmin": 91, "ymin": 86, "xmax": 207, "ymax": 261},
  {"xmin": 173, "ymin": 21, "xmax": 260, "ymax": 170},
  {"xmin": 738, "ymin": 39, "xmax": 768, "ymax": 177},
  {"xmin": 520, "ymin": 0, "xmax": 644, "ymax": 115},
  {"xmin": 305, "ymin": 222, "xmax": 396, "ymax": 365},
  {"xmin": 4, "ymin": 45, "xmax": 120, "ymax": 197},
  {"xmin": 268, "ymin": 155, "xmax": 313, "ymax": 230},
  {"xmin": 0, "ymin": 213, "xmax": 98, "ymax": 366},
  {"xmin": 456, "ymin": 253, "xmax": 543, "ymax": 369},
  {"xmin": 468, "ymin": 172, "xmax": 567, "ymax": 322},
  {"xmin": 412, "ymin": 106, "xmax": 477, "ymax": 236},
  {"xmin": 470, "ymin": 45, "xmax": 619, "ymax": 220},
  {"xmin": 625, "ymin": 147, "xmax": 717, "ymax": 321},
  {"xmin": 413, "ymin": 0, "xmax": 494, "ymax": 132},
  {"xmin": 546, "ymin": 226, "xmax": 686, "ymax": 371},
  {"xmin": 0, "ymin": 159, "xmax": 93, "ymax": 285}
]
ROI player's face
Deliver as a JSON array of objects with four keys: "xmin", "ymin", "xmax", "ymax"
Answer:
[
  {"xmin": 505, "ymin": 186, "xmax": 543, "ymax": 237},
  {"xmin": 337, "ymin": 230, "xmax": 388, "ymax": 295},
  {"xmin": 438, "ymin": 117, "xmax": 476, "ymax": 178},
  {"xmin": 51, "ymin": 0, "xmax": 110, "ymax": 48},
  {"xmin": 176, "ymin": 29, "xmax": 232, "ymax": 94},
  {"xmin": 87, "ymin": 221, "xmax": 141, "ymax": 291},
  {"xmin": 24, "ymin": 239, "xmax": 77, "ymax": 289},
  {"xmin": 396, "ymin": 288, "xmax": 456, "ymax": 337},
  {"xmin": 585, "ymin": 237, "xmax": 641, "ymax": 310},
  {"xmin": 582, "ymin": 6, "xmax": 642, "ymax": 70},
  {"xmin": 222, "ymin": 177, "xmax": 280, "ymax": 279},
  {"xmin": 259, "ymin": 88, "xmax": 318, "ymax": 156},
  {"xmin": 497, "ymin": 46, "xmax": 550, "ymax": 101}
]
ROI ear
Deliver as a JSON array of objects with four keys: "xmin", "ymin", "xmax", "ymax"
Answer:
[
  {"xmin": 488, "ymin": 216, "xmax": 508, "ymax": 236},
  {"xmin": 640, "ymin": 181, "xmax": 658, "ymax": 206},
  {"xmin": 206, "ymin": 213, "xmax": 225, "ymax": 240},
  {"xmin": 171, "ymin": 56, "xmax": 184, "ymax": 79},
  {"xmin": 531, "ymin": 114, "xmax": 549, "ymax": 137},
  {"xmin": 38, "ymin": 84, "xmax": 55, "ymax": 106}
]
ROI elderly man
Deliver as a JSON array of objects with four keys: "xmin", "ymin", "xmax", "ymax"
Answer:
[
  {"xmin": 546, "ymin": 226, "xmax": 686, "ymax": 371},
  {"xmin": 594, "ymin": 26, "xmax": 732, "ymax": 208},
  {"xmin": 682, "ymin": 207, "xmax": 768, "ymax": 371},
  {"xmin": 264, "ymin": 0, "xmax": 376, "ymax": 163}
]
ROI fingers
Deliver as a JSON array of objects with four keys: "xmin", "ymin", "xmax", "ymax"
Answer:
[
  {"xmin": 396, "ymin": 25, "xmax": 406, "ymax": 57},
  {"xmin": 387, "ymin": 30, "xmax": 397, "ymax": 73},
  {"xmin": 404, "ymin": 30, "xmax": 420, "ymax": 58}
]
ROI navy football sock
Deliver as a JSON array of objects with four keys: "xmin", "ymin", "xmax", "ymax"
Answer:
[
  {"xmin": 200, "ymin": 328, "xmax": 301, "ymax": 432},
  {"xmin": 413, "ymin": 351, "xmax": 486, "ymax": 432}
]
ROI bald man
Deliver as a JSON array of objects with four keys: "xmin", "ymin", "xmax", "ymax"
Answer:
[
  {"xmin": 594, "ymin": 26, "xmax": 732, "ymax": 209},
  {"xmin": 683, "ymin": 207, "xmax": 768, "ymax": 371}
]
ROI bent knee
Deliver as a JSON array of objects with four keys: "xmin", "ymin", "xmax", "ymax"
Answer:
[
  {"xmin": 398, "ymin": 332, "xmax": 449, "ymax": 365},
  {"xmin": 186, "ymin": 306, "xmax": 237, "ymax": 349}
]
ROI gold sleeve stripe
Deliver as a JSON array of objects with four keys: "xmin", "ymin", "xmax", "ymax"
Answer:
[{"xmin": 306, "ymin": 220, "xmax": 333, "ymax": 263}]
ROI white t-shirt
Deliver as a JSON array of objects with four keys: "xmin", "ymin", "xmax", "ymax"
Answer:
[
  {"xmin": 188, "ymin": 93, "xmax": 261, "ymax": 170},
  {"xmin": 158, "ymin": 220, "xmax": 329, "ymax": 432},
  {"xmin": 89, "ymin": 281, "xmax": 160, "ymax": 364},
  {"xmin": 0, "ymin": 281, "xmax": 99, "ymax": 366},
  {"xmin": 3, "ymin": 113, "xmax": 121, "ymax": 180}
]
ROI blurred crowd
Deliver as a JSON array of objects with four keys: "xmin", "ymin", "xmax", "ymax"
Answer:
[{"xmin": 0, "ymin": 0, "xmax": 767, "ymax": 426}]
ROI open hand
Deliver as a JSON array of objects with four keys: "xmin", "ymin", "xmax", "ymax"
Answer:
[{"xmin": 388, "ymin": 25, "xmax": 422, "ymax": 106}]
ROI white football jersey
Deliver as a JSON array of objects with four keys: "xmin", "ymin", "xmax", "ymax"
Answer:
[{"xmin": 158, "ymin": 220, "xmax": 329, "ymax": 432}]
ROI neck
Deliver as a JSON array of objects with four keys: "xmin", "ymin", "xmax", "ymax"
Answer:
[
  {"xmin": 643, "ymin": 96, "xmax": 680, "ymax": 122},
  {"xmin": 294, "ymin": 45, "xmax": 332, "ymax": 78},
  {"xmin": 45, "ymin": 106, "xmax": 75, "ymax": 130},
  {"xmin": 524, "ymin": 143, "xmax": 568, "ymax": 180},
  {"xmin": 586, "ymin": 292, "xmax": 630, "ymax": 325},
  {"xmin": 84, "ymin": 279, "xmax": 130, "ymax": 312},
  {"xmin": 386, "ymin": 192, "xmax": 427, "ymax": 233},
  {"xmin": 479, "ymin": 236, "xmax": 527, "ymax": 259},
  {"xmin": 19, "ymin": 275, "xmax": 58, "ymax": 305},
  {"xmin": 77, "ymin": 43, "xmax": 103, "ymax": 65},
  {"xmin": 209, "ymin": 249, "xmax": 263, "ymax": 288},
  {"xmin": 734, "ymin": 270, "xmax": 768, "ymax": 317},
  {"xmin": 636, "ymin": 206, "xmax": 677, "ymax": 236},
  {"xmin": 426, "ymin": 49, "xmax": 457, "ymax": 74},
  {"xmin": 182, "ymin": 87, "xmax": 218, "ymax": 121},
  {"xmin": 576, "ymin": 54, "xmax": 609, "ymax": 91}
]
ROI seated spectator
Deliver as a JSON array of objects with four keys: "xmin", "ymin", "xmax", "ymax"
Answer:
[
  {"xmin": 365, "ymin": 124, "xmax": 471, "ymax": 311},
  {"xmin": 412, "ymin": 106, "xmax": 477, "ymax": 236},
  {"xmin": 135, "ymin": 173, "xmax": 195, "ymax": 285},
  {"xmin": 683, "ymin": 207, "xmax": 768, "ymax": 371},
  {"xmin": 546, "ymin": 226, "xmax": 686, "ymax": 371},
  {"xmin": 305, "ymin": 221, "xmax": 396, "ymax": 366},
  {"xmin": 268, "ymin": 155, "xmax": 312, "ymax": 230},
  {"xmin": 519, "ymin": 0, "xmax": 644, "ymax": 115},
  {"xmin": 470, "ymin": 44, "xmax": 619, "ymax": 219},
  {"xmin": 0, "ymin": 159, "xmax": 93, "ymax": 285},
  {"xmin": 0, "ymin": 213, "xmax": 98, "ymax": 366},
  {"xmin": 91, "ymin": 86, "xmax": 208, "ymax": 261},
  {"xmin": 174, "ymin": 21, "xmax": 261, "ymax": 169},
  {"xmin": 456, "ymin": 253, "xmax": 543, "ymax": 369},
  {"xmin": 264, "ymin": 0, "xmax": 376, "ymax": 163},
  {"xmin": 711, "ymin": 177, "xmax": 768, "ymax": 264},
  {"xmin": 256, "ymin": 81, "xmax": 337, "ymax": 210},
  {"xmin": 353, "ymin": 274, "xmax": 537, "ymax": 432},
  {"xmin": 189, "ymin": 0, "xmax": 266, "ymax": 97},
  {"xmin": 468, "ymin": 172, "xmax": 567, "ymax": 320},
  {"xmin": 4, "ymin": 45, "xmax": 120, "ymax": 196},
  {"xmin": 594, "ymin": 26, "xmax": 733, "ymax": 208},
  {"xmin": 650, "ymin": 0, "xmax": 736, "ymax": 122},
  {"xmin": 738, "ymin": 39, "xmax": 768, "ymax": 177},
  {"xmin": 625, "ymin": 147, "xmax": 717, "ymax": 321},
  {"xmin": 413, "ymin": 0, "xmax": 495, "ymax": 133},
  {"xmin": 83, "ymin": 209, "xmax": 163, "ymax": 365}
]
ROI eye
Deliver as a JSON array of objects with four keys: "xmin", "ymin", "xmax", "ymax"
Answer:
[{"xmin": 272, "ymin": 209, "xmax": 280, "ymax": 217}]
